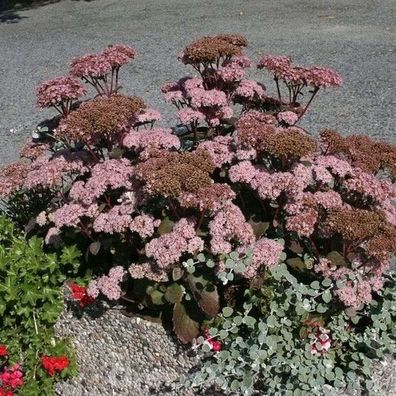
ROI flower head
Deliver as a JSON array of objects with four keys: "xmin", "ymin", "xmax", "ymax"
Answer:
[
  {"xmin": 0, "ymin": 364, "xmax": 23, "ymax": 389},
  {"xmin": 0, "ymin": 345, "xmax": 8, "ymax": 357},
  {"xmin": 102, "ymin": 44, "xmax": 136, "ymax": 68},
  {"xmin": 69, "ymin": 283, "xmax": 95, "ymax": 308},
  {"xmin": 41, "ymin": 355, "xmax": 70, "ymax": 377},
  {"xmin": 36, "ymin": 76, "xmax": 86, "ymax": 109}
]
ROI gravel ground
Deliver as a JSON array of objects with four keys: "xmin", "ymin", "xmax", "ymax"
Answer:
[
  {"xmin": 55, "ymin": 303, "xmax": 200, "ymax": 396},
  {"xmin": 0, "ymin": 0, "xmax": 395, "ymax": 166}
]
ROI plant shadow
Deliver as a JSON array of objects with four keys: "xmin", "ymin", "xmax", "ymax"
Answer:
[{"xmin": 0, "ymin": 0, "xmax": 96, "ymax": 24}]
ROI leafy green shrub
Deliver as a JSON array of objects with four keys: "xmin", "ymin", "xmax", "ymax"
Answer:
[{"xmin": 0, "ymin": 215, "xmax": 80, "ymax": 394}]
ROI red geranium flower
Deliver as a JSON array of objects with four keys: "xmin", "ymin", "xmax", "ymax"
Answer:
[
  {"xmin": 69, "ymin": 283, "xmax": 95, "ymax": 308},
  {"xmin": 0, "ymin": 388, "xmax": 13, "ymax": 396},
  {"xmin": 0, "ymin": 364, "xmax": 23, "ymax": 389},
  {"xmin": 41, "ymin": 355, "xmax": 70, "ymax": 376},
  {"xmin": 0, "ymin": 345, "xmax": 8, "ymax": 357}
]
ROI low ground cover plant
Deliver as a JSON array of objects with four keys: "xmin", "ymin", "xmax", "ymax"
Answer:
[{"xmin": 0, "ymin": 34, "xmax": 395, "ymax": 394}]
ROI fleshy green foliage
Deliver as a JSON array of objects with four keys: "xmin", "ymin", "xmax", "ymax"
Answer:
[
  {"xmin": 185, "ymin": 263, "xmax": 396, "ymax": 395},
  {"xmin": 0, "ymin": 215, "xmax": 80, "ymax": 394}
]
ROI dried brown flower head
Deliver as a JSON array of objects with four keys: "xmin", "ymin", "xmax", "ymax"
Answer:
[
  {"xmin": 56, "ymin": 95, "xmax": 145, "ymax": 143},
  {"xmin": 136, "ymin": 151, "xmax": 215, "ymax": 197},
  {"xmin": 320, "ymin": 130, "xmax": 396, "ymax": 178},
  {"xmin": 320, "ymin": 129, "xmax": 349, "ymax": 154},
  {"xmin": 178, "ymin": 183, "xmax": 236, "ymax": 212},
  {"xmin": 236, "ymin": 114, "xmax": 278, "ymax": 151},
  {"xmin": 20, "ymin": 142, "xmax": 49, "ymax": 160},
  {"xmin": 263, "ymin": 128, "xmax": 316, "ymax": 159},
  {"xmin": 0, "ymin": 161, "xmax": 31, "ymax": 197},
  {"xmin": 216, "ymin": 34, "xmax": 248, "ymax": 47},
  {"xmin": 327, "ymin": 208, "xmax": 385, "ymax": 241},
  {"xmin": 181, "ymin": 34, "xmax": 246, "ymax": 65}
]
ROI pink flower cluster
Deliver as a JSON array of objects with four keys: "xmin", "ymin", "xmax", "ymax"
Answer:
[
  {"xmin": 335, "ymin": 282, "xmax": 371, "ymax": 307},
  {"xmin": 218, "ymin": 56, "xmax": 251, "ymax": 83},
  {"xmin": 257, "ymin": 55, "xmax": 292, "ymax": 79},
  {"xmin": 69, "ymin": 159, "xmax": 135, "ymax": 204},
  {"xmin": 24, "ymin": 155, "xmax": 87, "ymax": 191},
  {"xmin": 244, "ymin": 238, "xmax": 284, "ymax": 278},
  {"xmin": 277, "ymin": 111, "xmax": 298, "ymax": 126},
  {"xmin": 93, "ymin": 204, "xmax": 133, "ymax": 234},
  {"xmin": 70, "ymin": 44, "xmax": 135, "ymax": 96},
  {"xmin": 178, "ymin": 108, "xmax": 205, "ymax": 125},
  {"xmin": 123, "ymin": 128, "xmax": 180, "ymax": 157},
  {"xmin": 234, "ymin": 79, "xmax": 266, "ymax": 100},
  {"xmin": 178, "ymin": 183, "xmax": 236, "ymax": 213},
  {"xmin": 70, "ymin": 53, "xmax": 112, "ymax": 78},
  {"xmin": 314, "ymin": 258, "xmax": 387, "ymax": 308},
  {"xmin": 197, "ymin": 135, "xmax": 235, "ymax": 168},
  {"xmin": 71, "ymin": 45, "xmax": 135, "ymax": 77},
  {"xmin": 209, "ymin": 203, "xmax": 255, "ymax": 255},
  {"xmin": 258, "ymin": 55, "xmax": 342, "ymax": 88},
  {"xmin": 102, "ymin": 44, "xmax": 136, "ymax": 68},
  {"xmin": 87, "ymin": 266, "xmax": 126, "ymax": 300},
  {"xmin": 36, "ymin": 75, "xmax": 86, "ymax": 115},
  {"xmin": 163, "ymin": 77, "xmax": 234, "ymax": 128},
  {"xmin": 130, "ymin": 214, "xmax": 161, "ymax": 238},
  {"xmin": 134, "ymin": 108, "xmax": 162, "ymax": 125},
  {"xmin": 145, "ymin": 218, "xmax": 204, "ymax": 268},
  {"xmin": 344, "ymin": 169, "xmax": 394, "ymax": 203}
]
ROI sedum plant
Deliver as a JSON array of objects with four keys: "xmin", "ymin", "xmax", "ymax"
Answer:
[{"xmin": 0, "ymin": 34, "xmax": 394, "ymax": 394}]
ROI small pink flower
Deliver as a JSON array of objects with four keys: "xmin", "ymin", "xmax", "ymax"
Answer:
[{"xmin": 277, "ymin": 111, "xmax": 298, "ymax": 126}]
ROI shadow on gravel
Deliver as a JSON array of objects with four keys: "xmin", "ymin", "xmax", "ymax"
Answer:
[{"xmin": 0, "ymin": 0, "xmax": 96, "ymax": 24}]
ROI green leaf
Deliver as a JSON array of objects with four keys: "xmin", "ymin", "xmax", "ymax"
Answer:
[
  {"xmin": 187, "ymin": 275, "xmax": 220, "ymax": 317},
  {"xmin": 243, "ymin": 316, "xmax": 256, "ymax": 327},
  {"xmin": 322, "ymin": 278, "xmax": 332, "ymax": 287},
  {"xmin": 172, "ymin": 267, "xmax": 184, "ymax": 281},
  {"xmin": 222, "ymin": 307, "xmax": 233, "ymax": 318},
  {"xmin": 225, "ymin": 258, "xmax": 235, "ymax": 269},
  {"xmin": 149, "ymin": 289, "xmax": 165, "ymax": 305},
  {"xmin": 205, "ymin": 259, "xmax": 215, "ymax": 268},
  {"xmin": 286, "ymin": 257, "xmax": 306, "ymax": 271},
  {"xmin": 172, "ymin": 302, "xmax": 199, "ymax": 344},
  {"xmin": 108, "ymin": 147, "xmax": 124, "ymax": 159},
  {"xmin": 196, "ymin": 253, "xmax": 205, "ymax": 262},
  {"xmin": 89, "ymin": 241, "xmax": 101, "ymax": 256},
  {"xmin": 230, "ymin": 380, "xmax": 240, "ymax": 391},
  {"xmin": 267, "ymin": 315, "xmax": 277, "ymax": 327},
  {"xmin": 326, "ymin": 251, "xmax": 347, "ymax": 267},
  {"xmin": 317, "ymin": 304, "xmax": 327, "ymax": 313},
  {"xmin": 158, "ymin": 217, "xmax": 174, "ymax": 235},
  {"xmin": 322, "ymin": 291, "xmax": 332, "ymax": 303},
  {"xmin": 164, "ymin": 283, "xmax": 184, "ymax": 304},
  {"xmin": 310, "ymin": 281, "xmax": 320, "ymax": 290},
  {"xmin": 248, "ymin": 219, "xmax": 270, "ymax": 238}
]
